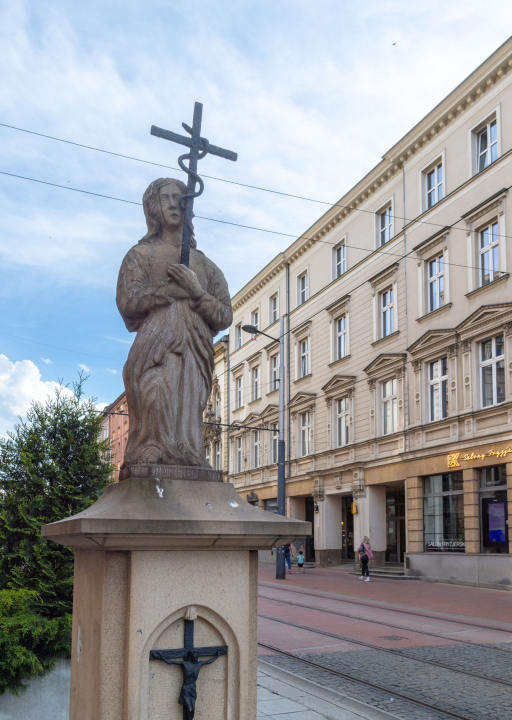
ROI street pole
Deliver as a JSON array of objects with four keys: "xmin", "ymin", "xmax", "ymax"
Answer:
[
  {"xmin": 241, "ymin": 320, "xmax": 287, "ymax": 580},
  {"xmin": 276, "ymin": 315, "xmax": 286, "ymax": 580}
]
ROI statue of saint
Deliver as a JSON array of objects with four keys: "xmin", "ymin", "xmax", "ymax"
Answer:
[{"xmin": 116, "ymin": 178, "xmax": 232, "ymax": 477}]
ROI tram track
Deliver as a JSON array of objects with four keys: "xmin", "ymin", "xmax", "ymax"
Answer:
[
  {"xmin": 258, "ymin": 588, "xmax": 512, "ymax": 656},
  {"xmin": 258, "ymin": 640, "xmax": 474, "ymax": 720},
  {"xmin": 258, "ymin": 612, "xmax": 512, "ymax": 688},
  {"xmin": 259, "ymin": 580, "xmax": 512, "ymax": 639}
]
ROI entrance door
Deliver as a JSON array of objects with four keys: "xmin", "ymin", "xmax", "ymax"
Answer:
[
  {"xmin": 386, "ymin": 489, "xmax": 406, "ymax": 563},
  {"xmin": 304, "ymin": 498, "xmax": 316, "ymax": 562},
  {"xmin": 341, "ymin": 496, "xmax": 355, "ymax": 559}
]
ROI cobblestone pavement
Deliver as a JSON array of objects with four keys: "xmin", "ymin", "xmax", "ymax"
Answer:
[{"xmin": 262, "ymin": 644, "xmax": 512, "ymax": 720}]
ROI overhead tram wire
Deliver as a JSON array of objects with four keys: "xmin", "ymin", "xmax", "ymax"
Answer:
[
  {"xmin": 0, "ymin": 170, "xmax": 509, "ymax": 275},
  {"xmin": 1, "ymin": 120, "xmax": 512, "ymax": 241}
]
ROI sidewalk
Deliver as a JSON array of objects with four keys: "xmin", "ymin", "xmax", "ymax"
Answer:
[{"xmin": 257, "ymin": 659, "xmax": 399, "ymax": 720}]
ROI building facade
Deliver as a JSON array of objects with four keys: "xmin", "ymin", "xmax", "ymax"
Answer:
[
  {"xmin": 101, "ymin": 391, "xmax": 129, "ymax": 481},
  {"xmin": 225, "ymin": 39, "xmax": 512, "ymax": 586}
]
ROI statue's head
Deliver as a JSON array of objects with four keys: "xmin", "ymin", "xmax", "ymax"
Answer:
[
  {"xmin": 140, "ymin": 177, "xmax": 196, "ymax": 247},
  {"xmin": 186, "ymin": 651, "xmax": 199, "ymax": 662}
]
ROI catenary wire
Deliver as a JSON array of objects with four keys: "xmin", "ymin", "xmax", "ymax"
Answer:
[
  {"xmin": 0, "ymin": 169, "xmax": 508, "ymax": 276},
  {"xmin": 0, "ymin": 120, "xmax": 509, "ymax": 238}
]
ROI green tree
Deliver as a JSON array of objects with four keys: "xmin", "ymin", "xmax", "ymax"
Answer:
[{"xmin": 0, "ymin": 376, "xmax": 114, "ymax": 692}]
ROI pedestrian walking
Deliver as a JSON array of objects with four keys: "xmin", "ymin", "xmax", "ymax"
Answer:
[
  {"xmin": 297, "ymin": 549, "xmax": 305, "ymax": 573},
  {"xmin": 284, "ymin": 543, "xmax": 292, "ymax": 573},
  {"xmin": 358, "ymin": 536, "xmax": 374, "ymax": 582}
]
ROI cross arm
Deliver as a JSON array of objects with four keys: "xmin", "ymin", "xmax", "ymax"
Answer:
[
  {"xmin": 150, "ymin": 125, "xmax": 237, "ymax": 162},
  {"xmin": 150, "ymin": 126, "xmax": 193, "ymax": 148},
  {"xmin": 150, "ymin": 646, "xmax": 227, "ymax": 661}
]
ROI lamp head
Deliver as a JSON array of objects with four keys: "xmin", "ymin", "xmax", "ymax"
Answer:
[{"xmin": 242, "ymin": 324, "xmax": 259, "ymax": 335}]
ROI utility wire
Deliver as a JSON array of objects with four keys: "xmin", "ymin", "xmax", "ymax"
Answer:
[
  {"xmin": 0, "ymin": 169, "xmax": 508, "ymax": 275},
  {"xmin": 0, "ymin": 121, "xmax": 510, "ymax": 238}
]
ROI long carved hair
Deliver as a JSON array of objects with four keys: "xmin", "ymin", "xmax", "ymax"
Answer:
[{"xmin": 139, "ymin": 177, "xmax": 197, "ymax": 247}]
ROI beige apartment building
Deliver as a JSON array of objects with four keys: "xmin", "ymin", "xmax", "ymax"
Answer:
[{"xmin": 225, "ymin": 38, "xmax": 512, "ymax": 587}]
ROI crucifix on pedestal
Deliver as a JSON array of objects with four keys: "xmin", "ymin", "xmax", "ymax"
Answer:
[
  {"xmin": 151, "ymin": 102, "xmax": 238, "ymax": 266},
  {"xmin": 150, "ymin": 617, "xmax": 227, "ymax": 720}
]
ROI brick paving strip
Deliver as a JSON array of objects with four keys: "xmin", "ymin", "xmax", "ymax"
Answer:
[{"xmin": 257, "ymin": 659, "xmax": 401, "ymax": 720}]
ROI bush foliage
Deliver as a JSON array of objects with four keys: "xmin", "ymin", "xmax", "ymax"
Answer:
[{"xmin": 0, "ymin": 377, "xmax": 114, "ymax": 692}]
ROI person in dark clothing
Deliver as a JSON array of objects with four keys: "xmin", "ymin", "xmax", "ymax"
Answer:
[
  {"xmin": 283, "ymin": 543, "xmax": 292, "ymax": 573},
  {"xmin": 358, "ymin": 536, "xmax": 374, "ymax": 582}
]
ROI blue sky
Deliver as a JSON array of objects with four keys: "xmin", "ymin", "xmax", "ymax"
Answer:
[{"xmin": 1, "ymin": 0, "xmax": 511, "ymax": 434}]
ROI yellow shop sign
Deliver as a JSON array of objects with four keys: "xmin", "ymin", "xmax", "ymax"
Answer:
[{"xmin": 447, "ymin": 447, "xmax": 512, "ymax": 468}]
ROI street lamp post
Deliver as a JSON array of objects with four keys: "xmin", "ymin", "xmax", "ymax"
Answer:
[{"xmin": 242, "ymin": 318, "xmax": 286, "ymax": 580}]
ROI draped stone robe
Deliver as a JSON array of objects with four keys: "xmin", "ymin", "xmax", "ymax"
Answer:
[{"xmin": 116, "ymin": 240, "xmax": 232, "ymax": 471}]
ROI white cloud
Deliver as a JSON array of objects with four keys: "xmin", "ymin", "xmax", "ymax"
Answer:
[
  {"xmin": 105, "ymin": 368, "xmax": 117, "ymax": 374},
  {"xmin": 78, "ymin": 364, "xmax": 91, "ymax": 372},
  {"xmin": 40, "ymin": 357, "xmax": 53, "ymax": 364},
  {"xmin": 106, "ymin": 336, "xmax": 133, "ymax": 345},
  {"xmin": 0, "ymin": 354, "xmax": 69, "ymax": 437}
]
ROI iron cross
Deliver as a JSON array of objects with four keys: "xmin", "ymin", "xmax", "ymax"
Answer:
[
  {"xmin": 151, "ymin": 102, "xmax": 238, "ymax": 266},
  {"xmin": 150, "ymin": 618, "xmax": 227, "ymax": 720}
]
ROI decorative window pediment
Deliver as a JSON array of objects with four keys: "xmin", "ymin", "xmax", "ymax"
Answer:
[
  {"xmin": 325, "ymin": 294, "xmax": 350, "ymax": 318},
  {"xmin": 243, "ymin": 412, "xmax": 262, "ymax": 426},
  {"xmin": 407, "ymin": 329, "xmax": 457, "ymax": 358},
  {"xmin": 456, "ymin": 303, "xmax": 512, "ymax": 341},
  {"xmin": 364, "ymin": 353, "xmax": 406, "ymax": 380},
  {"xmin": 289, "ymin": 391, "xmax": 316, "ymax": 413},
  {"xmin": 461, "ymin": 188, "xmax": 507, "ymax": 228},
  {"xmin": 291, "ymin": 320, "xmax": 312, "ymax": 342},
  {"xmin": 368, "ymin": 262, "xmax": 399, "ymax": 292},
  {"xmin": 246, "ymin": 350, "xmax": 262, "ymax": 367},
  {"xmin": 231, "ymin": 360, "xmax": 245, "ymax": 376},
  {"xmin": 322, "ymin": 374, "xmax": 356, "ymax": 399},
  {"xmin": 413, "ymin": 227, "xmax": 450, "ymax": 258},
  {"xmin": 260, "ymin": 403, "xmax": 278, "ymax": 421}
]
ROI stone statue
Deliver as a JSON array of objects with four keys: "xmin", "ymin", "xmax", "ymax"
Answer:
[
  {"xmin": 116, "ymin": 178, "xmax": 232, "ymax": 479},
  {"xmin": 152, "ymin": 649, "xmax": 223, "ymax": 720}
]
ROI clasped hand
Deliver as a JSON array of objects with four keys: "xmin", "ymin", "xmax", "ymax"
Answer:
[{"xmin": 167, "ymin": 264, "xmax": 204, "ymax": 300}]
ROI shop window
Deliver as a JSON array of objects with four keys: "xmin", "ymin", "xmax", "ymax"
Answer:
[
  {"xmin": 423, "ymin": 472, "xmax": 465, "ymax": 552},
  {"xmin": 429, "ymin": 357, "xmax": 448, "ymax": 422},
  {"xmin": 480, "ymin": 334, "xmax": 505, "ymax": 407},
  {"xmin": 480, "ymin": 466, "xmax": 508, "ymax": 553}
]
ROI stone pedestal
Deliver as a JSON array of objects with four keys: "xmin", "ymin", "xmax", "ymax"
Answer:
[{"xmin": 42, "ymin": 478, "xmax": 310, "ymax": 720}]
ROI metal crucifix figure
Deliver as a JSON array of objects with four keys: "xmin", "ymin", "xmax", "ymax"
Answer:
[
  {"xmin": 151, "ymin": 102, "xmax": 238, "ymax": 266},
  {"xmin": 150, "ymin": 618, "xmax": 227, "ymax": 720}
]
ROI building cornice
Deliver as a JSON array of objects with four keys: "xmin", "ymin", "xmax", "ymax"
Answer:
[{"xmin": 231, "ymin": 39, "xmax": 512, "ymax": 313}]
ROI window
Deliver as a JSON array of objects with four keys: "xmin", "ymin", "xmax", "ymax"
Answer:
[
  {"xmin": 205, "ymin": 444, "xmax": 210, "ymax": 464},
  {"xmin": 382, "ymin": 378, "xmax": 397, "ymax": 435},
  {"xmin": 236, "ymin": 437, "xmax": 243, "ymax": 473},
  {"xmin": 252, "ymin": 366, "xmax": 260, "ymax": 401},
  {"xmin": 214, "ymin": 441, "xmax": 221, "ymax": 471},
  {"xmin": 299, "ymin": 412, "xmax": 310, "ymax": 457},
  {"xmin": 479, "ymin": 466, "xmax": 508, "ymax": 553},
  {"xmin": 271, "ymin": 354, "xmax": 279, "ymax": 392},
  {"xmin": 423, "ymin": 472, "xmax": 465, "ymax": 551},
  {"xmin": 336, "ymin": 397, "xmax": 349, "ymax": 447},
  {"xmin": 481, "ymin": 334, "xmax": 505, "ymax": 407},
  {"xmin": 334, "ymin": 242, "xmax": 346, "ymax": 279},
  {"xmin": 299, "ymin": 339, "xmax": 309, "ymax": 378},
  {"xmin": 429, "ymin": 357, "xmax": 448, "ymax": 422},
  {"xmin": 477, "ymin": 119, "xmax": 498, "ymax": 172},
  {"xmin": 381, "ymin": 288, "xmax": 394, "ymax": 337},
  {"xmin": 426, "ymin": 163, "xmax": 443, "ymax": 209},
  {"xmin": 428, "ymin": 254, "xmax": 444, "ymax": 312},
  {"xmin": 235, "ymin": 323, "xmax": 242, "ymax": 349},
  {"xmin": 269, "ymin": 293, "xmax": 279, "ymax": 324},
  {"xmin": 251, "ymin": 309, "xmax": 259, "ymax": 331},
  {"xmin": 215, "ymin": 391, "xmax": 221, "ymax": 418},
  {"xmin": 253, "ymin": 430, "xmax": 260, "ymax": 468},
  {"xmin": 298, "ymin": 272, "xmax": 308, "ymax": 305},
  {"xmin": 336, "ymin": 316, "xmax": 347, "ymax": 360},
  {"xmin": 479, "ymin": 221, "xmax": 499, "ymax": 286},
  {"xmin": 379, "ymin": 206, "xmax": 393, "ymax": 246},
  {"xmin": 235, "ymin": 377, "xmax": 243, "ymax": 409},
  {"xmin": 271, "ymin": 422, "xmax": 278, "ymax": 464}
]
